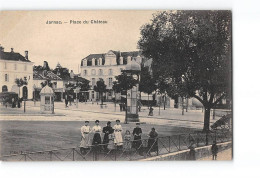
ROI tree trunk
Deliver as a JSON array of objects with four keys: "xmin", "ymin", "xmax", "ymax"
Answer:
[
  {"xmin": 101, "ymin": 92, "xmax": 103, "ymax": 105},
  {"xmin": 148, "ymin": 94, "xmax": 150, "ymax": 108},
  {"xmin": 125, "ymin": 92, "xmax": 127, "ymax": 124},
  {"xmin": 203, "ymin": 107, "xmax": 211, "ymax": 132},
  {"xmin": 163, "ymin": 95, "xmax": 166, "ymax": 110}
]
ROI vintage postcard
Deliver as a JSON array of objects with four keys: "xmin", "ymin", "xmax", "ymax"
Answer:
[{"xmin": 0, "ymin": 10, "xmax": 232, "ymax": 161}]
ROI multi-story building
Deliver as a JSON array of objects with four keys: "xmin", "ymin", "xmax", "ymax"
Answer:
[
  {"xmin": 80, "ymin": 50, "xmax": 143, "ymax": 101},
  {"xmin": 0, "ymin": 45, "xmax": 34, "ymax": 99}
]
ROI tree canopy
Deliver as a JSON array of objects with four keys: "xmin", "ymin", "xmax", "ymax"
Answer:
[
  {"xmin": 138, "ymin": 10, "xmax": 232, "ymax": 131},
  {"xmin": 94, "ymin": 78, "xmax": 107, "ymax": 104},
  {"xmin": 113, "ymin": 72, "xmax": 138, "ymax": 94}
]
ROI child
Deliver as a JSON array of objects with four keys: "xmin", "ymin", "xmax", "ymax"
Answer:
[
  {"xmin": 107, "ymin": 133, "xmax": 116, "ymax": 151},
  {"xmin": 211, "ymin": 141, "xmax": 219, "ymax": 160},
  {"xmin": 123, "ymin": 130, "xmax": 132, "ymax": 152}
]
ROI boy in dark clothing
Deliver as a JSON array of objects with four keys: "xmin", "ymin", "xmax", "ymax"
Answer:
[{"xmin": 211, "ymin": 141, "xmax": 219, "ymax": 160}]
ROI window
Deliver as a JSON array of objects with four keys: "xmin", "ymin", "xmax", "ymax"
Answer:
[
  {"xmin": 92, "ymin": 78, "xmax": 96, "ymax": 86},
  {"xmin": 53, "ymin": 82, "xmax": 57, "ymax": 88},
  {"xmin": 45, "ymin": 96, "xmax": 50, "ymax": 104},
  {"xmin": 83, "ymin": 60, "xmax": 87, "ymax": 66},
  {"xmin": 24, "ymin": 64, "xmax": 27, "ymax": 71},
  {"xmin": 91, "ymin": 69, "xmax": 96, "ymax": 75},
  {"xmin": 14, "ymin": 64, "xmax": 17, "ymax": 70},
  {"xmin": 99, "ymin": 69, "xmax": 103, "ymax": 75},
  {"xmin": 92, "ymin": 91, "xmax": 95, "ymax": 99},
  {"xmin": 109, "ymin": 78, "xmax": 113, "ymax": 87},
  {"xmin": 84, "ymin": 70, "xmax": 87, "ymax": 76},
  {"xmin": 5, "ymin": 74, "xmax": 8, "ymax": 82},
  {"xmin": 109, "ymin": 69, "xmax": 113, "ymax": 75}
]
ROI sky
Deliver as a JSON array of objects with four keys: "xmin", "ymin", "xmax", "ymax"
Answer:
[{"xmin": 0, "ymin": 10, "xmax": 156, "ymax": 73}]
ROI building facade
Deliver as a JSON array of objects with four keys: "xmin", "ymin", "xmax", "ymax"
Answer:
[
  {"xmin": 0, "ymin": 45, "xmax": 34, "ymax": 99},
  {"xmin": 80, "ymin": 50, "xmax": 143, "ymax": 101}
]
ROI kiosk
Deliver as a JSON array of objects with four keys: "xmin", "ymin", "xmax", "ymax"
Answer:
[{"xmin": 40, "ymin": 85, "xmax": 54, "ymax": 114}]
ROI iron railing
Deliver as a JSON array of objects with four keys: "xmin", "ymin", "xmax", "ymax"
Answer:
[{"xmin": 0, "ymin": 130, "xmax": 232, "ymax": 161}]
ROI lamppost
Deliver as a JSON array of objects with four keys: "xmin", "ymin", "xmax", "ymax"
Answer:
[
  {"xmin": 123, "ymin": 60, "xmax": 141, "ymax": 123},
  {"xmin": 33, "ymin": 84, "xmax": 36, "ymax": 106}
]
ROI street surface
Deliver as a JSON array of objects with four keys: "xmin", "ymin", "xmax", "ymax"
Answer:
[{"xmin": 0, "ymin": 101, "xmax": 229, "ymax": 156}]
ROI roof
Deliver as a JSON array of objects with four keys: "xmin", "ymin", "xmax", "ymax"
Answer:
[
  {"xmin": 0, "ymin": 51, "xmax": 31, "ymax": 62},
  {"xmin": 126, "ymin": 60, "xmax": 141, "ymax": 71},
  {"xmin": 81, "ymin": 50, "xmax": 142, "ymax": 66},
  {"xmin": 40, "ymin": 85, "xmax": 54, "ymax": 94},
  {"xmin": 33, "ymin": 71, "xmax": 62, "ymax": 81}
]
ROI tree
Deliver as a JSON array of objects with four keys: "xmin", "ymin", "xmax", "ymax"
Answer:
[
  {"xmin": 41, "ymin": 79, "xmax": 53, "ymax": 88},
  {"xmin": 15, "ymin": 78, "xmax": 28, "ymax": 98},
  {"xmin": 156, "ymin": 77, "xmax": 170, "ymax": 110},
  {"xmin": 94, "ymin": 79, "xmax": 107, "ymax": 105},
  {"xmin": 138, "ymin": 10, "xmax": 231, "ymax": 132},
  {"xmin": 113, "ymin": 72, "xmax": 139, "ymax": 123},
  {"xmin": 78, "ymin": 79, "xmax": 90, "ymax": 103},
  {"xmin": 139, "ymin": 66, "xmax": 156, "ymax": 107}
]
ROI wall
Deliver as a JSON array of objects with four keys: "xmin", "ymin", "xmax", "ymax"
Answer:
[
  {"xmin": 139, "ymin": 141, "xmax": 232, "ymax": 161},
  {"xmin": 0, "ymin": 60, "xmax": 34, "ymax": 99}
]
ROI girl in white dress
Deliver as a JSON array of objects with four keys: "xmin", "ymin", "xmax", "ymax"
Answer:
[{"xmin": 113, "ymin": 120, "xmax": 123, "ymax": 148}]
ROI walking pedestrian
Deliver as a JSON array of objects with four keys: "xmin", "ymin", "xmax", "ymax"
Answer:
[
  {"xmin": 211, "ymin": 141, "xmax": 218, "ymax": 160},
  {"xmin": 133, "ymin": 123, "xmax": 143, "ymax": 155},
  {"xmin": 79, "ymin": 121, "xmax": 91, "ymax": 155},
  {"xmin": 114, "ymin": 120, "xmax": 123, "ymax": 149},
  {"xmin": 148, "ymin": 106, "xmax": 154, "ymax": 116},
  {"xmin": 102, "ymin": 121, "xmax": 114, "ymax": 151},
  {"xmin": 65, "ymin": 94, "xmax": 68, "ymax": 107}
]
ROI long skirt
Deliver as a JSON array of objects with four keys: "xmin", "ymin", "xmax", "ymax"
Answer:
[
  {"xmin": 80, "ymin": 133, "xmax": 91, "ymax": 148},
  {"xmin": 107, "ymin": 139, "xmax": 116, "ymax": 150},
  {"xmin": 133, "ymin": 136, "xmax": 142, "ymax": 150},
  {"xmin": 92, "ymin": 133, "xmax": 102, "ymax": 145},
  {"xmin": 114, "ymin": 131, "xmax": 123, "ymax": 146},
  {"xmin": 123, "ymin": 140, "xmax": 132, "ymax": 151},
  {"xmin": 147, "ymin": 138, "xmax": 158, "ymax": 152}
]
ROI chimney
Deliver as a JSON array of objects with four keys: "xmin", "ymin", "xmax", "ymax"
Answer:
[
  {"xmin": 11, "ymin": 48, "xmax": 14, "ymax": 53},
  {"xmin": 0, "ymin": 44, "xmax": 4, "ymax": 52},
  {"xmin": 70, "ymin": 70, "xmax": 74, "ymax": 78},
  {"xmin": 25, "ymin": 51, "xmax": 28, "ymax": 60}
]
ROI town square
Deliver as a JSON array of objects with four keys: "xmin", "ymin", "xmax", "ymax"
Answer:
[{"xmin": 0, "ymin": 10, "xmax": 232, "ymax": 161}]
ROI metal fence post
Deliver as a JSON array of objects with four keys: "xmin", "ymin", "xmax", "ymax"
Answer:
[
  {"xmin": 206, "ymin": 133, "xmax": 208, "ymax": 146},
  {"xmin": 115, "ymin": 147, "xmax": 117, "ymax": 161},
  {"xmin": 168, "ymin": 136, "xmax": 171, "ymax": 153},
  {"xmin": 72, "ymin": 148, "xmax": 75, "ymax": 161},
  {"xmin": 178, "ymin": 135, "xmax": 181, "ymax": 150},
  {"xmin": 50, "ymin": 151, "xmax": 52, "ymax": 161}
]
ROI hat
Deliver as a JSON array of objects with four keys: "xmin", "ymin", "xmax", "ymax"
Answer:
[
  {"xmin": 85, "ymin": 121, "xmax": 89, "ymax": 123},
  {"xmin": 116, "ymin": 120, "xmax": 120, "ymax": 122},
  {"xmin": 107, "ymin": 121, "xmax": 111, "ymax": 125},
  {"xmin": 136, "ymin": 122, "xmax": 140, "ymax": 125},
  {"xmin": 95, "ymin": 120, "xmax": 100, "ymax": 123}
]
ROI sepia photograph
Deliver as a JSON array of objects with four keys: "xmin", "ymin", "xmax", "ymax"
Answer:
[{"xmin": 0, "ymin": 10, "xmax": 232, "ymax": 161}]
